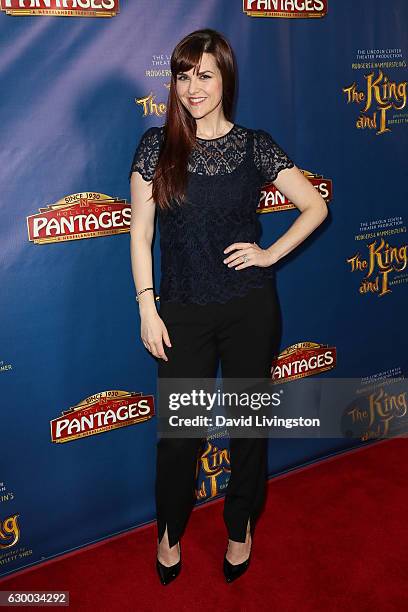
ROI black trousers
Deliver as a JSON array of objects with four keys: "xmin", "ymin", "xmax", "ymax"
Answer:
[{"xmin": 155, "ymin": 279, "xmax": 281, "ymax": 548}]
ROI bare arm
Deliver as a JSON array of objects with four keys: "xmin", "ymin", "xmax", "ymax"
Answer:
[
  {"xmin": 223, "ymin": 164, "xmax": 328, "ymax": 269},
  {"xmin": 129, "ymin": 171, "xmax": 171, "ymax": 361},
  {"xmin": 265, "ymin": 164, "xmax": 328, "ymax": 263},
  {"xmin": 129, "ymin": 171, "xmax": 157, "ymax": 311}
]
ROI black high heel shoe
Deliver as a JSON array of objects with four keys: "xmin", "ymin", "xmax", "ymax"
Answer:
[
  {"xmin": 156, "ymin": 541, "xmax": 181, "ymax": 586},
  {"xmin": 223, "ymin": 540, "xmax": 252, "ymax": 583}
]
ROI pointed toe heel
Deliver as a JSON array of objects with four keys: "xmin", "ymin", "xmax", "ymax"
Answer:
[
  {"xmin": 156, "ymin": 541, "xmax": 182, "ymax": 586},
  {"xmin": 223, "ymin": 549, "xmax": 251, "ymax": 583}
]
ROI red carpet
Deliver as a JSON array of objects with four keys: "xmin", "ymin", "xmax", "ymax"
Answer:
[{"xmin": 1, "ymin": 438, "xmax": 407, "ymax": 611}]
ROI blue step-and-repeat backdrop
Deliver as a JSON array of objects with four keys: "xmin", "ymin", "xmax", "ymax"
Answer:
[{"xmin": 1, "ymin": 0, "xmax": 407, "ymax": 578}]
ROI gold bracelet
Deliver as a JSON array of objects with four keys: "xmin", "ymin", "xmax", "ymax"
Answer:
[{"xmin": 135, "ymin": 287, "xmax": 154, "ymax": 302}]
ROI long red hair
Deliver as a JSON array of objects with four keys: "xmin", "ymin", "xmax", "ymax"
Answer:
[{"xmin": 152, "ymin": 28, "xmax": 237, "ymax": 211}]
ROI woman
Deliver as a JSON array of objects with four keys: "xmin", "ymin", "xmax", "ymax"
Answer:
[{"xmin": 129, "ymin": 28, "xmax": 328, "ymax": 585}]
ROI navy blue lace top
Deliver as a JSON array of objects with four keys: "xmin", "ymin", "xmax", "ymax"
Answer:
[{"xmin": 128, "ymin": 123, "xmax": 294, "ymax": 305}]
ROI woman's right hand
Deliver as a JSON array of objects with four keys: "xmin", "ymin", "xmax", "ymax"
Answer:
[{"xmin": 140, "ymin": 307, "xmax": 172, "ymax": 361}]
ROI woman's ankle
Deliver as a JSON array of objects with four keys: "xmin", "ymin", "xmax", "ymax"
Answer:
[{"xmin": 157, "ymin": 539, "xmax": 180, "ymax": 565}]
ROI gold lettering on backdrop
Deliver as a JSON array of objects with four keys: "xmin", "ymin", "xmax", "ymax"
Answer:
[
  {"xmin": 342, "ymin": 69, "xmax": 407, "ymax": 134},
  {"xmin": 0, "ymin": 514, "xmax": 20, "ymax": 549},
  {"xmin": 346, "ymin": 238, "xmax": 408, "ymax": 296},
  {"xmin": 366, "ymin": 238, "xmax": 407, "ymax": 276},
  {"xmin": 136, "ymin": 93, "xmax": 166, "ymax": 117},
  {"xmin": 196, "ymin": 441, "xmax": 230, "ymax": 499},
  {"xmin": 347, "ymin": 388, "xmax": 407, "ymax": 439},
  {"xmin": 367, "ymin": 389, "xmax": 407, "ymax": 434}
]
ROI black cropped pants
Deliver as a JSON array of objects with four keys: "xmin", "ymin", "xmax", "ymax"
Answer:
[{"xmin": 156, "ymin": 279, "xmax": 281, "ymax": 548}]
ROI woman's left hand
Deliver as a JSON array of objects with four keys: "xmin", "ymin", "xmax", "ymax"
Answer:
[{"xmin": 223, "ymin": 242, "xmax": 277, "ymax": 270}]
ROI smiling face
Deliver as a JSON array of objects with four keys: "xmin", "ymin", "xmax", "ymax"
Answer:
[{"xmin": 175, "ymin": 52, "xmax": 223, "ymax": 119}]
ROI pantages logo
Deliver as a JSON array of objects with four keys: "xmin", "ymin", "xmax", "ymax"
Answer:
[
  {"xmin": 50, "ymin": 390, "xmax": 154, "ymax": 443},
  {"xmin": 0, "ymin": 0, "xmax": 119, "ymax": 17},
  {"xmin": 258, "ymin": 169, "xmax": 332, "ymax": 214},
  {"xmin": 271, "ymin": 341, "xmax": 336, "ymax": 382},
  {"xmin": 27, "ymin": 192, "xmax": 130, "ymax": 244},
  {"xmin": 346, "ymin": 237, "xmax": 408, "ymax": 297},
  {"xmin": 243, "ymin": 0, "xmax": 328, "ymax": 18},
  {"xmin": 342, "ymin": 69, "xmax": 407, "ymax": 135}
]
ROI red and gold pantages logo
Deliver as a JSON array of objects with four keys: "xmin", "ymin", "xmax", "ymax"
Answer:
[
  {"xmin": 271, "ymin": 341, "xmax": 337, "ymax": 382},
  {"xmin": 50, "ymin": 390, "xmax": 154, "ymax": 443},
  {"xmin": 27, "ymin": 192, "xmax": 130, "ymax": 244},
  {"xmin": 242, "ymin": 0, "xmax": 327, "ymax": 18},
  {"xmin": 258, "ymin": 169, "xmax": 332, "ymax": 214},
  {"xmin": 346, "ymin": 238, "xmax": 408, "ymax": 297},
  {"xmin": 342, "ymin": 69, "xmax": 407, "ymax": 135},
  {"xmin": 0, "ymin": 0, "xmax": 119, "ymax": 17}
]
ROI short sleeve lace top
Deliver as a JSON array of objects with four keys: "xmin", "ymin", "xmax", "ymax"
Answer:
[{"xmin": 128, "ymin": 123, "xmax": 294, "ymax": 305}]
